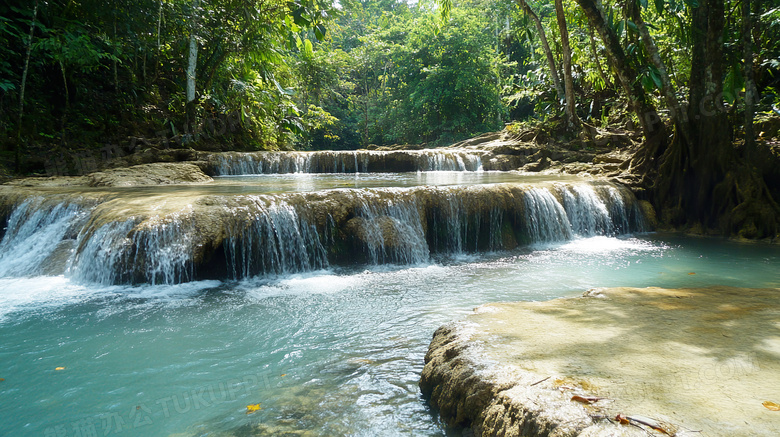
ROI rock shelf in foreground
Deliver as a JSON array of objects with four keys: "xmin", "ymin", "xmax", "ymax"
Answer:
[{"xmin": 420, "ymin": 286, "xmax": 780, "ymax": 436}]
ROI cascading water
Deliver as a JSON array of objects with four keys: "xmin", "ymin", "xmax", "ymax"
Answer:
[
  {"xmin": 349, "ymin": 189, "xmax": 430, "ymax": 265},
  {"xmin": 0, "ymin": 198, "xmax": 88, "ymax": 277},
  {"xmin": 224, "ymin": 197, "xmax": 328, "ymax": 279},
  {"xmin": 211, "ymin": 149, "xmax": 485, "ymax": 175},
  {"xmin": 0, "ymin": 179, "xmax": 645, "ymax": 285}
]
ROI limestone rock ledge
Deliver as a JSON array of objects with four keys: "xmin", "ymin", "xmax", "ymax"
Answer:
[
  {"xmin": 85, "ymin": 162, "xmax": 212, "ymax": 187},
  {"xmin": 7, "ymin": 162, "xmax": 212, "ymax": 187},
  {"xmin": 420, "ymin": 287, "xmax": 780, "ymax": 437},
  {"xmin": 420, "ymin": 323, "xmax": 645, "ymax": 437}
]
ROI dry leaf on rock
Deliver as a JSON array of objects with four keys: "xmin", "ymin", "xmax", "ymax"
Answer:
[
  {"xmin": 763, "ymin": 401, "xmax": 780, "ymax": 411},
  {"xmin": 571, "ymin": 395, "xmax": 603, "ymax": 404}
]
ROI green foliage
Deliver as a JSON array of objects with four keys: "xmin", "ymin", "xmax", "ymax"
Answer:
[
  {"xmin": 294, "ymin": 0, "xmax": 510, "ymax": 148},
  {"xmin": 2, "ymin": 0, "xmax": 779, "ymax": 173}
]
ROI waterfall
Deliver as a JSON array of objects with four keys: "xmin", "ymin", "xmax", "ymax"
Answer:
[
  {"xmin": 349, "ymin": 190, "xmax": 429, "ymax": 265},
  {"xmin": 224, "ymin": 197, "xmax": 328, "ymax": 279},
  {"xmin": 522, "ymin": 187, "xmax": 573, "ymax": 243},
  {"xmin": 68, "ymin": 219, "xmax": 137, "ymax": 284},
  {"xmin": 211, "ymin": 149, "xmax": 485, "ymax": 175},
  {"xmin": 0, "ymin": 180, "xmax": 646, "ymax": 285},
  {"xmin": 0, "ymin": 199, "xmax": 88, "ymax": 277}
]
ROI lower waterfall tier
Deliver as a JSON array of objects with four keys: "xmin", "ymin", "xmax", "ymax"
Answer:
[{"xmin": 0, "ymin": 180, "xmax": 647, "ymax": 285}]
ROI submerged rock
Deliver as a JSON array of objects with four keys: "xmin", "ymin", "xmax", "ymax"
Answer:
[{"xmin": 420, "ymin": 286, "xmax": 780, "ymax": 436}]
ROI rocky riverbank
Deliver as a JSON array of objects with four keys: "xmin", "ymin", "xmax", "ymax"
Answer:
[{"xmin": 420, "ymin": 286, "xmax": 780, "ymax": 436}]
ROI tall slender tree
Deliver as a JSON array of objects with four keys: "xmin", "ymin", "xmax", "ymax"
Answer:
[
  {"xmin": 16, "ymin": 0, "xmax": 39, "ymax": 170},
  {"xmin": 554, "ymin": 0, "xmax": 579, "ymax": 129},
  {"xmin": 514, "ymin": 0, "xmax": 565, "ymax": 100}
]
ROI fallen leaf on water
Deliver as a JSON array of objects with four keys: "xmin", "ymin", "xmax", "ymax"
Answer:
[
  {"xmin": 55, "ymin": 367, "xmax": 65, "ymax": 371},
  {"xmin": 246, "ymin": 403, "xmax": 261, "ymax": 414},
  {"xmin": 571, "ymin": 395, "xmax": 603, "ymax": 404},
  {"xmin": 688, "ymin": 272, "xmax": 696, "ymax": 275},
  {"xmin": 0, "ymin": 378, "xmax": 5, "ymax": 382},
  {"xmin": 280, "ymin": 374, "xmax": 287, "ymax": 377},
  {"xmin": 764, "ymin": 401, "xmax": 780, "ymax": 411},
  {"xmin": 615, "ymin": 414, "xmax": 629, "ymax": 425}
]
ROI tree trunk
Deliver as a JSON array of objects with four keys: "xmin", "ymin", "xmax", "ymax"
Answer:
[
  {"xmin": 652, "ymin": 0, "xmax": 778, "ymax": 237},
  {"xmin": 113, "ymin": 12, "xmax": 119, "ymax": 93},
  {"xmin": 588, "ymin": 26, "xmax": 611, "ymax": 90},
  {"xmin": 629, "ymin": 3, "xmax": 691, "ymax": 147},
  {"xmin": 186, "ymin": 0, "xmax": 199, "ymax": 128},
  {"xmin": 554, "ymin": 0, "xmax": 579, "ymax": 129},
  {"xmin": 574, "ymin": 0, "xmax": 665, "ymax": 142},
  {"xmin": 742, "ymin": 0, "xmax": 756, "ymax": 156},
  {"xmin": 514, "ymin": 0, "xmax": 565, "ymax": 101},
  {"xmin": 155, "ymin": 1, "xmax": 162, "ymax": 81},
  {"xmin": 15, "ymin": 0, "xmax": 39, "ymax": 171},
  {"xmin": 363, "ymin": 75, "xmax": 370, "ymax": 146},
  {"xmin": 186, "ymin": 0, "xmax": 198, "ymax": 104},
  {"xmin": 59, "ymin": 59, "xmax": 69, "ymax": 146}
]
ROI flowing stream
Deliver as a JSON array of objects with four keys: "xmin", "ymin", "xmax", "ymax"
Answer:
[{"xmin": 0, "ymin": 159, "xmax": 778, "ymax": 436}]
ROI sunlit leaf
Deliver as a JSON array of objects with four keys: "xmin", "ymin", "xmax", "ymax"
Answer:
[
  {"xmin": 55, "ymin": 367, "xmax": 65, "ymax": 371},
  {"xmin": 764, "ymin": 401, "xmax": 780, "ymax": 411},
  {"xmin": 246, "ymin": 403, "xmax": 262, "ymax": 414},
  {"xmin": 314, "ymin": 24, "xmax": 326, "ymax": 42},
  {"xmin": 649, "ymin": 66, "xmax": 663, "ymax": 89},
  {"xmin": 304, "ymin": 38, "xmax": 314, "ymax": 59},
  {"xmin": 571, "ymin": 395, "xmax": 603, "ymax": 404}
]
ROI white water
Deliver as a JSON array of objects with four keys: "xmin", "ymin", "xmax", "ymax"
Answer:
[{"xmin": 0, "ymin": 235, "xmax": 778, "ymax": 436}]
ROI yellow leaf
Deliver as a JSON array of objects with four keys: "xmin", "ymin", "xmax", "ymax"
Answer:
[
  {"xmin": 688, "ymin": 272, "xmax": 696, "ymax": 275},
  {"xmin": 55, "ymin": 367, "xmax": 65, "ymax": 371},
  {"xmin": 764, "ymin": 401, "xmax": 780, "ymax": 411},
  {"xmin": 246, "ymin": 403, "xmax": 262, "ymax": 414},
  {"xmin": 280, "ymin": 374, "xmax": 287, "ymax": 377}
]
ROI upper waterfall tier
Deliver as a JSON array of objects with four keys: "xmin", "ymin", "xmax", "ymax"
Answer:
[
  {"xmin": 208, "ymin": 149, "xmax": 486, "ymax": 175},
  {"xmin": 0, "ymin": 178, "xmax": 647, "ymax": 285}
]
